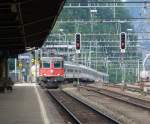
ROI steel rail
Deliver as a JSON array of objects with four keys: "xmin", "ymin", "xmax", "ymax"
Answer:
[
  {"xmin": 82, "ymin": 86, "xmax": 150, "ymax": 110},
  {"xmin": 66, "ymin": 1, "xmax": 150, "ymax": 4},
  {"xmin": 48, "ymin": 90, "xmax": 119, "ymax": 124}
]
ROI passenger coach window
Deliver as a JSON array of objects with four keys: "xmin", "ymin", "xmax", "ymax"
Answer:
[
  {"xmin": 54, "ymin": 61, "xmax": 61, "ymax": 68},
  {"xmin": 43, "ymin": 62, "xmax": 50, "ymax": 68}
]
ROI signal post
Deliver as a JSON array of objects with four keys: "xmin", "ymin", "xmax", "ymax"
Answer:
[
  {"xmin": 120, "ymin": 32, "xmax": 126, "ymax": 90},
  {"xmin": 75, "ymin": 33, "xmax": 81, "ymax": 88}
]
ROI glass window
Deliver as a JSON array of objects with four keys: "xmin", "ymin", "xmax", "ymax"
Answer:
[
  {"xmin": 54, "ymin": 61, "xmax": 61, "ymax": 68},
  {"xmin": 43, "ymin": 62, "xmax": 50, "ymax": 68}
]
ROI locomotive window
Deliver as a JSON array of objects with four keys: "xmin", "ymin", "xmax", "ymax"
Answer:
[
  {"xmin": 43, "ymin": 62, "xmax": 50, "ymax": 68},
  {"xmin": 54, "ymin": 61, "xmax": 61, "ymax": 68}
]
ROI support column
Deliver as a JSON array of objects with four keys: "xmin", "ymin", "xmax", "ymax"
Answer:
[
  {"xmin": 0, "ymin": 57, "xmax": 8, "ymax": 92},
  {"xmin": 0, "ymin": 57, "xmax": 8, "ymax": 78}
]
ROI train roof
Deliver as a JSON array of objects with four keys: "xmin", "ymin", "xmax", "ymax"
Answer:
[
  {"xmin": 41, "ymin": 57, "xmax": 63, "ymax": 61},
  {"xmin": 64, "ymin": 62, "xmax": 108, "ymax": 76}
]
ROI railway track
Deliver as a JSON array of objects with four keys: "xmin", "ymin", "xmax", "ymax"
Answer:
[
  {"xmin": 48, "ymin": 89, "xmax": 118, "ymax": 124},
  {"xmin": 103, "ymin": 84, "xmax": 150, "ymax": 94},
  {"xmin": 82, "ymin": 86, "xmax": 150, "ymax": 110}
]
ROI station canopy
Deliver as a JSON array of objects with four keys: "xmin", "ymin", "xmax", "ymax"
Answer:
[{"xmin": 0, "ymin": 0, "xmax": 65, "ymax": 57}]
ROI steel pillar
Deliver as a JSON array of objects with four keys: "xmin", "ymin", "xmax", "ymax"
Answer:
[
  {"xmin": 0, "ymin": 57, "xmax": 8, "ymax": 78},
  {"xmin": 0, "ymin": 57, "xmax": 8, "ymax": 92}
]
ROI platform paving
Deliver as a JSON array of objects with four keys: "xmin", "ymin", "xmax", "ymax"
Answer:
[{"xmin": 0, "ymin": 83, "xmax": 65, "ymax": 124}]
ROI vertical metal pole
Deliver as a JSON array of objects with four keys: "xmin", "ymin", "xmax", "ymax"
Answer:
[
  {"xmin": 106, "ymin": 57, "xmax": 108, "ymax": 75},
  {"xmin": 67, "ymin": 40, "xmax": 69, "ymax": 61},
  {"xmin": 15, "ymin": 58, "xmax": 17, "ymax": 81},
  {"xmin": 90, "ymin": 11, "xmax": 93, "ymax": 68},
  {"xmin": 138, "ymin": 59, "xmax": 140, "ymax": 82},
  {"xmin": 135, "ymin": 68, "xmax": 137, "ymax": 82},
  {"xmin": 82, "ymin": 54, "xmax": 84, "ymax": 65},
  {"xmin": 121, "ymin": 53, "xmax": 125, "ymax": 86},
  {"xmin": 124, "ymin": 62, "xmax": 125, "ymax": 83},
  {"xmin": 40, "ymin": 48, "xmax": 42, "ymax": 58},
  {"xmin": 114, "ymin": 0, "xmax": 116, "ymax": 19},
  {"xmin": 96, "ymin": 40, "xmax": 98, "ymax": 70},
  {"xmin": 77, "ymin": 53, "xmax": 80, "ymax": 87},
  {"xmin": 29, "ymin": 52, "xmax": 32, "ymax": 83},
  {"xmin": 122, "ymin": 65, "xmax": 124, "ymax": 85},
  {"xmin": 35, "ymin": 50, "xmax": 37, "ymax": 83},
  {"xmin": 66, "ymin": 34, "xmax": 69, "ymax": 61},
  {"xmin": 59, "ymin": 33, "xmax": 60, "ymax": 42},
  {"xmin": 18, "ymin": 56, "xmax": 21, "ymax": 81},
  {"xmin": 89, "ymin": 41, "xmax": 91, "ymax": 67},
  {"xmin": 116, "ymin": 69, "xmax": 117, "ymax": 82},
  {"xmin": 85, "ymin": 53, "xmax": 86, "ymax": 66}
]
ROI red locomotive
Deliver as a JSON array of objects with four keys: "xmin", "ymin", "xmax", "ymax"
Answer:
[{"xmin": 39, "ymin": 57, "xmax": 64, "ymax": 88}]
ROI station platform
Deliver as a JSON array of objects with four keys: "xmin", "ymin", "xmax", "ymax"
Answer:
[{"xmin": 0, "ymin": 83, "xmax": 65, "ymax": 124}]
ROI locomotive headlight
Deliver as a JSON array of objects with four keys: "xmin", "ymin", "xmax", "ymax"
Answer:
[
  {"xmin": 50, "ymin": 69, "xmax": 54, "ymax": 74},
  {"xmin": 57, "ymin": 74, "xmax": 60, "ymax": 76}
]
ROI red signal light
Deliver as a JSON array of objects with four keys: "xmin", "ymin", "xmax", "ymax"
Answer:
[
  {"xmin": 120, "ymin": 32, "xmax": 126, "ymax": 50},
  {"xmin": 75, "ymin": 33, "xmax": 81, "ymax": 50}
]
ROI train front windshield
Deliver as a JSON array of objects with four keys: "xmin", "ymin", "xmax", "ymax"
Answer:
[
  {"xmin": 54, "ymin": 61, "xmax": 64, "ymax": 68},
  {"xmin": 43, "ymin": 62, "xmax": 50, "ymax": 68}
]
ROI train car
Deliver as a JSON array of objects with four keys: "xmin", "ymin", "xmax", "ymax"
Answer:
[
  {"xmin": 39, "ymin": 57, "xmax": 64, "ymax": 88},
  {"xmin": 64, "ymin": 62, "xmax": 108, "ymax": 84}
]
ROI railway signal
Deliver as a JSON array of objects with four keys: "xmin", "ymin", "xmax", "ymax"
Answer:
[
  {"xmin": 120, "ymin": 32, "xmax": 126, "ymax": 53},
  {"xmin": 75, "ymin": 33, "xmax": 81, "ymax": 53}
]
